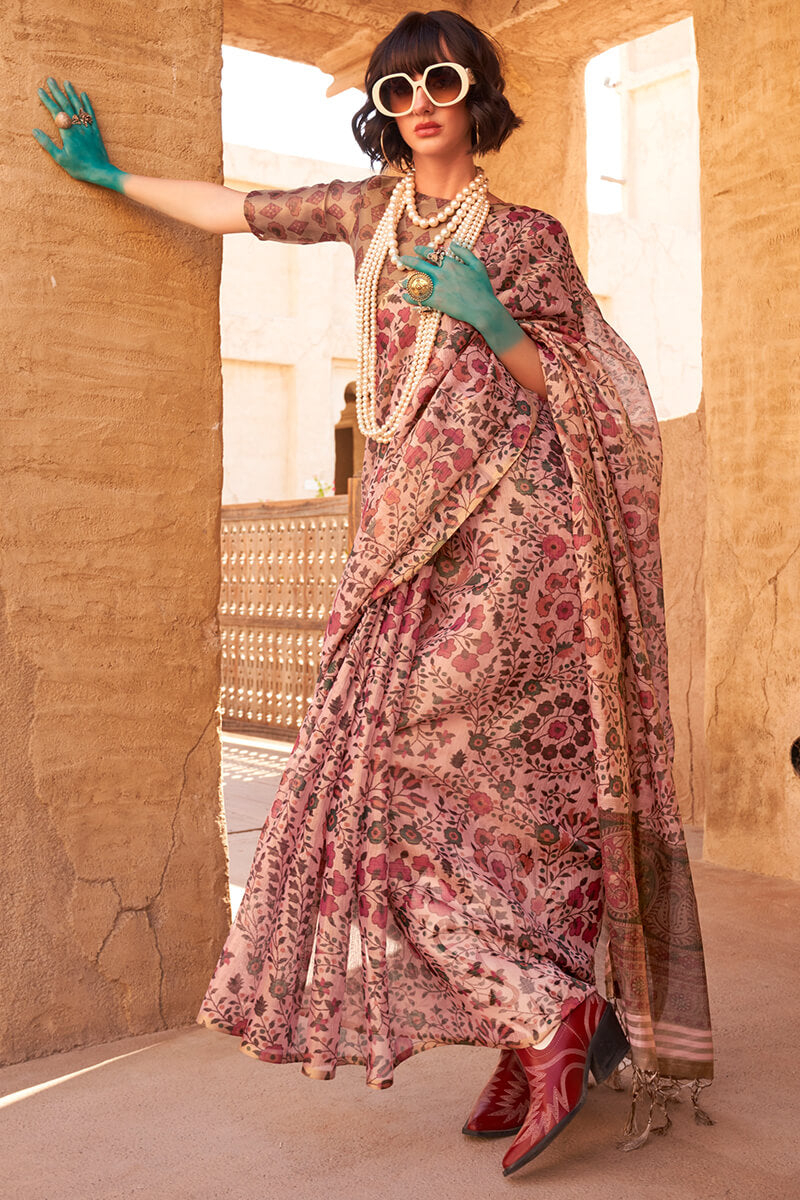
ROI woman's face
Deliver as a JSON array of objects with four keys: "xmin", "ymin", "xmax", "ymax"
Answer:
[{"xmin": 392, "ymin": 46, "xmax": 474, "ymax": 169}]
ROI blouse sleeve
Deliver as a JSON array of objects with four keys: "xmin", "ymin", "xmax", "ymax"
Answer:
[{"xmin": 243, "ymin": 177, "xmax": 368, "ymax": 246}]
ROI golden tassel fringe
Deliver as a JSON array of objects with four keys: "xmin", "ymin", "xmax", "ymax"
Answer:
[{"xmin": 608, "ymin": 1060, "xmax": 715, "ymax": 1152}]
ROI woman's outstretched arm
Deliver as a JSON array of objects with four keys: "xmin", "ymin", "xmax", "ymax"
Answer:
[
  {"xmin": 114, "ymin": 176, "xmax": 251, "ymax": 234},
  {"xmin": 32, "ymin": 78, "xmax": 250, "ymax": 235}
]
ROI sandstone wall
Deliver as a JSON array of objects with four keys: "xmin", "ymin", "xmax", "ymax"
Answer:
[
  {"xmin": 694, "ymin": 0, "xmax": 800, "ymax": 879},
  {"xmin": 660, "ymin": 408, "xmax": 707, "ymax": 827},
  {"xmin": 1, "ymin": 2, "xmax": 232, "ymax": 1064}
]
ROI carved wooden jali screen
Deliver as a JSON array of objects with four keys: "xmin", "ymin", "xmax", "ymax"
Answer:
[{"xmin": 219, "ymin": 493, "xmax": 357, "ymax": 738}]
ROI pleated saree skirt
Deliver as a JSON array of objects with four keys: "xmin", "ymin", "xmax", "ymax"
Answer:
[{"xmin": 197, "ymin": 399, "xmax": 604, "ymax": 1088}]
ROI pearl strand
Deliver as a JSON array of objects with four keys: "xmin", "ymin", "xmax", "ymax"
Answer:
[
  {"xmin": 403, "ymin": 166, "xmax": 486, "ymax": 229},
  {"xmin": 355, "ymin": 169, "xmax": 490, "ymax": 444}
]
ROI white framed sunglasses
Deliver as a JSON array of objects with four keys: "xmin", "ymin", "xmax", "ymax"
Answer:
[{"xmin": 372, "ymin": 61, "xmax": 476, "ymax": 117}]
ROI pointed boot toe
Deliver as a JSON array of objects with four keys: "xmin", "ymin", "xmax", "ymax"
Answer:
[{"xmin": 462, "ymin": 1049, "xmax": 530, "ymax": 1138}]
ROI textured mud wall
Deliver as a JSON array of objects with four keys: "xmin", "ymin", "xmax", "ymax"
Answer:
[
  {"xmin": 695, "ymin": 0, "xmax": 800, "ymax": 880},
  {"xmin": 492, "ymin": 53, "xmax": 589, "ymax": 262},
  {"xmin": 0, "ymin": 2, "xmax": 232, "ymax": 1063},
  {"xmin": 659, "ymin": 408, "xmax": 706, "ymax": 827}
]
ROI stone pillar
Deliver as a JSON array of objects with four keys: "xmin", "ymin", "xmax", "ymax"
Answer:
[
  {"xmin": 695, "ymin": 0, "xmax": 800, "ymax": 879},
  {"xmin": 493, "ymin": 51, "xmax": 590, "ymax": 267},
  {"xmin": 1, "ymin": 1, "xmax": 232, "ymax": 1063},
  {"xmin": 659, "ymin": 406, "xmax": 707, "ymax": 827}
]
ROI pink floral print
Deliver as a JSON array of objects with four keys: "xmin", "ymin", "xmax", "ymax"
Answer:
[{"xmin": 197, "ymin": 174, "xmax": 713, "ymax": 1095}]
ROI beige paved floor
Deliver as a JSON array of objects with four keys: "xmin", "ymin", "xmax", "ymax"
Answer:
[{"xmin": 2, "ymin": 734, "xmax": 798, "ymax": 1199}]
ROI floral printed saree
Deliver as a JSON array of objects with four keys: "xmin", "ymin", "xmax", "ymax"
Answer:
[{"xmin": 197, "ymin": 174, "xmax": 714, "ymax": 1146}]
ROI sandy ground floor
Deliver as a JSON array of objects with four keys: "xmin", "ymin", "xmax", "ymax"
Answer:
[{"xmin": 2, "ymin": 734, "xmax": 798, "ymax": 1199}]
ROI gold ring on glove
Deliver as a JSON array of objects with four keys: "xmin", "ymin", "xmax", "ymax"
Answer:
[
  {"xmin": 55, "ymin": 109, "xmax": 94, "ymax": 129},
  {"xmin": 405, "ymin": 271, "xmax": 434, "ymax": 303}
]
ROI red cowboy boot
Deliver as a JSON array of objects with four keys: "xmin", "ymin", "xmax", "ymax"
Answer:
[
  {"xmin": 501, "ymin": 991, "xmax": 630, "ymax": 1176},
  {"xmin": 462, "ymin": 1049, "xmax": 530, "ymax": 1137}
]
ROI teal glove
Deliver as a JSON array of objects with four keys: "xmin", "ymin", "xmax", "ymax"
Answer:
[
  {"xmin": 398, "ymin": 241, "xmax": 524, "ymax": 355},
  {"xmin": 32, "ymin": 79, "xmax": 127, "ymax": 193}
]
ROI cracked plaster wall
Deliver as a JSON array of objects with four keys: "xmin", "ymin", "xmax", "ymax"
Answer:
[{"xmin": 1, "ymin": 2, "xmax": 232, "ymax": 1064}]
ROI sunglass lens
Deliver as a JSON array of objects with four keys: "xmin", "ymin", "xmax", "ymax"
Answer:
[
  {"xmin": 379, "ymin": 75, "xmax": 414, "ymax": 113},
  {"xmin": 426, "ymin": 65, "xmax": 463, "ymax": 104}
]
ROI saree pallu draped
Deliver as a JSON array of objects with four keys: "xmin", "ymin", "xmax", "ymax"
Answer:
[{"xmin": 197, "ymin": 176, "xmax": 714, "ymax": 1145}]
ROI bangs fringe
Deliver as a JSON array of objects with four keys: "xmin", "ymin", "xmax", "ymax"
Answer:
[{"xmin": 376, "ymin": 18, "xmax": 450, "ymax": 81}]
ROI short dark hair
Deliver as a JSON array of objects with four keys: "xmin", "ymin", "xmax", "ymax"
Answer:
[{"xmin": 351, "ymin": 9, "xmax": 523, "ymax": 170}]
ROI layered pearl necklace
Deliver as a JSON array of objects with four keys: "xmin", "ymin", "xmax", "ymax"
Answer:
[{"xmin": 355, "ymin": 166, "xmax": 491, "ymax": 444}]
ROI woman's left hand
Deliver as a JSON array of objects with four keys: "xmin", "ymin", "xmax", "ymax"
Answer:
[
  {"xmin": 398, "ymin": 241, "xmax": 525, "ymax": 356},
  {"xmin": 397, "ymin": 241, "xmax": 500, "ymax": 329}
]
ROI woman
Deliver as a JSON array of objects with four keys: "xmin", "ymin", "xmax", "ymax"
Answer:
[{"xmin": 33, "ymin": 8, "xmax": 714, "ymax": 1177}]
